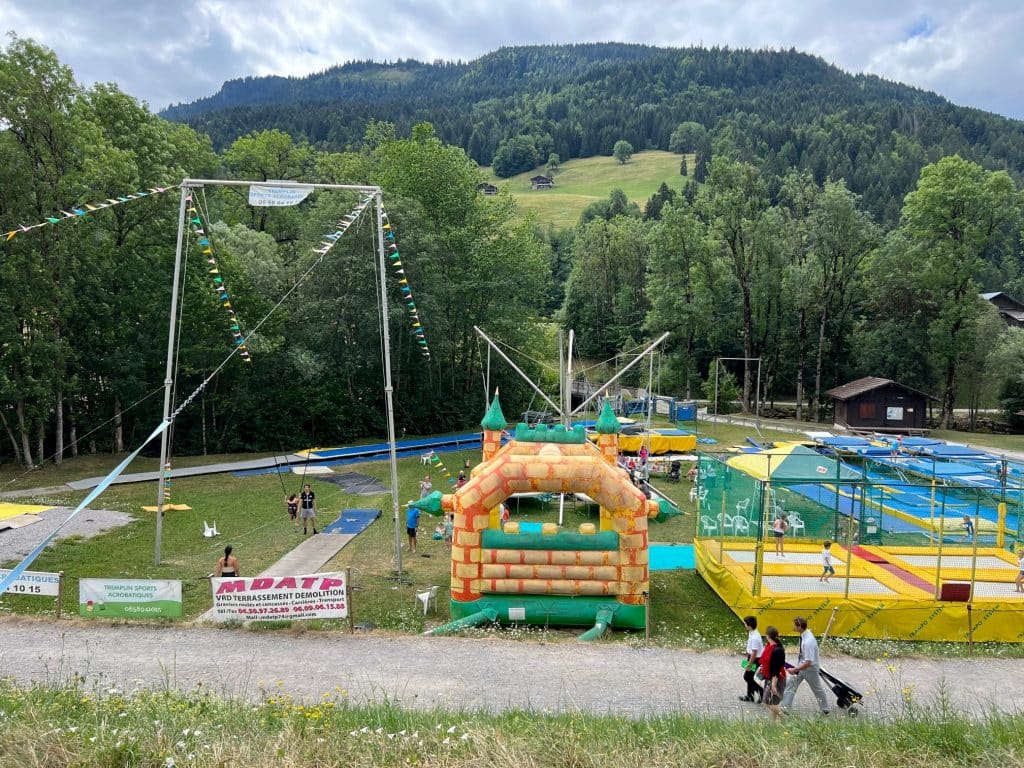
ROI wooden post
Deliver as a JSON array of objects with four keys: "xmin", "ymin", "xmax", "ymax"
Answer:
[
  {"xmin": 347, "ymin": 567, "xmax": 354, "ymax": 634},
  {"xmin": 55, "ymin": 571, "xmax": 64, "ymax": 620}
]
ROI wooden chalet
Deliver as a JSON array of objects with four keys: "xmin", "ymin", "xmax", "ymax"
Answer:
[
  {"xmin": 530, "ymin": 175, "xmax": 554, "ymax": 190},
  {"xmin": 826, "ymin": 376, "xmax": 933, "ymax": 433},
  {"xmin": 477, "ymin": 182, "xmax": 498, "ymax": 195},
  {"xmin": 981, "ymin": 291, "xmax": 1024, "ymax": 327}
]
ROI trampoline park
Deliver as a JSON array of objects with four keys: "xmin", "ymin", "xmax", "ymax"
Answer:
[{"xmin": 694, "ymin": 443, "xmax": 1024, "ymax": 643}]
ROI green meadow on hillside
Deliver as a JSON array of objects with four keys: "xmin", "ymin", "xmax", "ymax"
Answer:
[{"xmin": 487, "ymin": 150, "xmax": 691, "ymax": 228}]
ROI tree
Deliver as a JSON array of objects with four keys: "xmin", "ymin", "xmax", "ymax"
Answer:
[
  {"xmin": 693, "ymin": 152, "xmax": 710, "ymax": 182},
  {"xmin": 643, "ymin": 181, "xmax": 676, "ymax": 221},
  {"xmin": 697, "ymin": 158, "xmax": 770, "ymax": 411},
  {"xmin": 546, "ymin": 152, "xmax": 561, "ymax": 176},
  {"xmin": 612, "ymin": 140, "xmax": 634, "ymax": 164},
  {"xmin": 669, "ymin": 122, "xmax": 707, "ymax": 154},
  {"xmin": 679, "ymin": 156, "xmax": 688, "ymax": 176},
  {"xmin": 491, "ymin": 136, "xmax": 540, "ymax": 177},
  {"xmin": 898, "ymin": 156, "xmax": 1020, "ymax": 428}
]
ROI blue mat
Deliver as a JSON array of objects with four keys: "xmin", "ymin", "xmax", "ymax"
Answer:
[
  {"xmin": 321, "ymin": 508, "xmax": 381, "ymax": 535},
  {"xmin": 650, "ymin": 544, "xmax": 695, "ymax": 570},
  {"xmin": 233, "ymin": 440, "xmax": 479, "ymax": 478}
]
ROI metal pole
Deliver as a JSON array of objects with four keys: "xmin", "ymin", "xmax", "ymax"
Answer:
[
  {"xmin": 755, "ymin": 357, "xmax": 762, "ymax": 431},
  {"xmin": 572, "ymin": 333, "xmax": 670, "ymax": 415},
  {"xmin": 474, "ymin": 326, "xmax": 562, "ymax": 415},
  {"xmin": 713, "ymin": 357, "xmax": 719, "ymax": 423},
  {"xmin": 377, "ymin": 192, "xmax": 404, "ymax": 579},
  {"xmin": 154, "ymin": 185, "xmax": 189, "ymax": 566},
  {"xmin": 558, "ymin": 329, "xmax": 565, "ymax": 425},
  {"xmin": 182, "ymin": 179, "xmax": 378, "ymax": 192},
  {"xmin": 566, "ymin": 330, "xmax": 574, "ymax": 425}
]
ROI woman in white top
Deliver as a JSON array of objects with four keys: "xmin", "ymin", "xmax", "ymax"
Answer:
[{"xmin": 740, "ymin": 615, "xmax": 764, "ymax": 702}]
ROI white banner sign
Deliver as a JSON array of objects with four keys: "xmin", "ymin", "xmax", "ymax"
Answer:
[
  {"xmin": 211, "ymin": 572, "xmax": 347, "ymax": 621},
  {"xmin": 247, "ymin": 183, "xmax": 313, "ymax": 207},
  {"xmin": 79, "ymin": 578, "xmax": 182, "ymax": 618},
  {"xmin": 0, "ymin": 568, "xmax": 60, "ymax": 597}
]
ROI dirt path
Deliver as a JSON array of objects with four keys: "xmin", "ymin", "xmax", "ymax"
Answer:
[{"xmin": 0, "ymin": 617, "xmax": 1018, "ymax": 719}]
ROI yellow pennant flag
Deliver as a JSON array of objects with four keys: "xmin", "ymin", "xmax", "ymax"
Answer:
[{"xmin": 4, "ymin": 231, "xmax": 15, "ymax": 241}]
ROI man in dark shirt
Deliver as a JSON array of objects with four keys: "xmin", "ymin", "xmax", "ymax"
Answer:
[{"xmin": 300, "ymin": 483, "xmax": 318, "ymax": 535}]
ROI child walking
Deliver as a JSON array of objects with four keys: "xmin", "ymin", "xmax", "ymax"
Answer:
[{"xmin": 819, "ymin": 541, "xmax": 835, "ymax": 583}]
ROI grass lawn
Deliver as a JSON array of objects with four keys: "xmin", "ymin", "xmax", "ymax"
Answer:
[
  {"xmin": 3, "ymin": 419, "xmax": 1022, "ymax": 657},
  {"xmin": 931, "ymin": 429, "xmax": 1024, "ymax": 454},
  {"xmin": 486, "ymin": 150, "xmax": 689, "ymax": 229}
]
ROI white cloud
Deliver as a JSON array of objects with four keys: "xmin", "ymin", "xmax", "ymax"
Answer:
[{"xmin": 1, "ymin": 0, "xmax": 1023, "ymax": 118}]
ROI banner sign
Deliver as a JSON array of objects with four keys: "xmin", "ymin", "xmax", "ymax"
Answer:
[
  {"xmin": 248, "ymin": 183, "xmax": 314, "ymax": 207},
  {"xmin": 79, "ymin": 578, "xmax": 182, "ymax": 618},
  {"xmin": 210, "ymin": 572, "xmax": 347, "ymax": 620},
  {"xmin": 0, "ymin": 569, "xmax": 60, "ymax": 597}
]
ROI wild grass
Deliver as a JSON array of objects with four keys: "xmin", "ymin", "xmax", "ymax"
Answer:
[{"xmin": 1, "ymin": 679, "xmax": 1022, "ymax": 768}]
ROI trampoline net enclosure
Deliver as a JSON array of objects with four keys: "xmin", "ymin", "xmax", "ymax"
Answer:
[{"xmin": 696, "ymin": 446, "xmax": 1022, "ymax": 600}]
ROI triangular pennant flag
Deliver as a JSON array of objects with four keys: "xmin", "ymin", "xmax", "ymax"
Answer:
[
  {"xmin": 4, "ymin": 231, "xmax": 15, "ymax": 241},
  {"xmin": 208, "ymin": 268, "xmax": 220, "ymax": 274}
]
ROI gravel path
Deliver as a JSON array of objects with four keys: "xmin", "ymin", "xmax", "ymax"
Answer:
[
  {"xmin": 0, "ymin": 618, "xmax": 1019, "ymax": 719},
  {"xmin": 0, "ymin": 507, "xmax": 135, "ymax": 564}
]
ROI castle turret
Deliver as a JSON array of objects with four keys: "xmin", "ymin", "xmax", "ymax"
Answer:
[
  {"xmin": 480, "ymin": 393, "xmax": 507, "ymax": 462},
  {"xmin": 594, "ymin": 400, "xmax": 621, "ymax": 465}
]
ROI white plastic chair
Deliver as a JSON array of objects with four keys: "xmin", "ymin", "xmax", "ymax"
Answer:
[
  {"xmin": 732, "ymin": 516, "xmax": 750, "ymax": 535},
  {"xmin": 415, "ymin": 585, "xmax": 439, "ymax": 615},
  {"xmin": 735, "ymin": 498, "xmax": 750, "ymax": 516},
  {"xmin": 700, "ymin": 515, "xmax": 718, "ymax": 536},
  {"xmin": 720, "ymin": 513, "xmax": 734, "ymax": 535},
  {"xmin": 420, "ymin": 451, "xmax": 435, "ymax": 466},
  {"xmin": 203, "ymin": 521, "xmax": 219, "ymax": 538},
  {"xmin": 697, "ymin": 488, "xmax": 708, "ymax": 509},
  {"xmin": 689, "ymin": 486, "xmax": 698, "ymax": 503},
  {"xmin": 789, "ymin": 514, "xmax": 806, "ymax": 537}
]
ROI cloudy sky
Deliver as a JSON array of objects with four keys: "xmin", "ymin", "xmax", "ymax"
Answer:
[{"xmin": 3, "ymin": 0, "xmax": 1023, "ymax": 118}]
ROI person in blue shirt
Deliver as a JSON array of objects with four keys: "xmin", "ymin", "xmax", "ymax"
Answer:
[
  {"xmin": 960, "ymin": 515, "xmax": 975, "ymax": 543},
  {"xmin": 406, "ymin": 503, "xmax": 422, "ymax": 554}
]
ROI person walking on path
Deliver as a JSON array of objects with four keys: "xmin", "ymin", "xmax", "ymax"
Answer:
[
  {"xmin": 216, "ymin": 545, "xmax": 239, "ymax": 577},
  {"xmin": 406, "ymin": 502, "xmax": 421, "ymax": 554},
  {"xmin": 299, "ymin": 483, "xmax": 318, "ymax": 535},
  {"xmin": 819, "ymin": 541, "xmax": 835, "ymax": 583},
  {"xmin": 760, "ymin": 626, "xmax": 787, "ymax": 719},
  {"xmin": 780, "ymin": 617, "xmax": 831, "ymax": 716},
  {"xmin": 772, "ymin": 514, "xmax": 788, "ymax": 556},
  {"xmin": 739, "ymin": 616, "xmax": 764, "ymax": 703}
]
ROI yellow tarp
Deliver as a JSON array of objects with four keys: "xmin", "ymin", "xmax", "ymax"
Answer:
[
  {"xmin": 140, "ymin": 504, "xmax": 193, "ymax": 512},
  {"xmin": 0, "ymin": 502, "xmax": 52, "ymax": 521},
  {"xmin": 591, "ymin": 432, "xmax": 697, "ymax": 454}
]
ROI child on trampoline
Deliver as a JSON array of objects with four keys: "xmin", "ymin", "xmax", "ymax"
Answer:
[
  {"xmin": 819, "ymin": 541, "xmax": 835, "ymax": 583},
  {"xmin": 772, "ymin": 514, "xmax": 789, "ymax": 556},
  {"xmin": 1016, "ymin": 549, "xmax": 1024, "ymax": 593}
]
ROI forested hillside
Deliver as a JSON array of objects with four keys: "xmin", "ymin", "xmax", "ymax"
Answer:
[{"xmin": 163, "ymin": 43, "xmax": 1024, "ymax": 225}]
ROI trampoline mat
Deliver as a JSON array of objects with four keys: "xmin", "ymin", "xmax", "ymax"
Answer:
[
  {"xmin": 315, "ymin": 472, "xmax": 388, "ymax": 495},
  {"xmin": 762, "ymin": 575, "xmax": 896, "ymax": 595}
]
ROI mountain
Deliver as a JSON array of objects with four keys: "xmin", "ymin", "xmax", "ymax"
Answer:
[{"xmin": 162, "ymin": 43, "xmax": 1024, "ymax": 224}]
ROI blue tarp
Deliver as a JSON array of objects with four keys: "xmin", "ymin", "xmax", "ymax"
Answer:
[
  {"xmin": 321, "ymin": 508, "xmax": 381, "ymax": 535},
  {"xmin": 918, "ymin": 444, "xmax": 987, "ymax": 458}
]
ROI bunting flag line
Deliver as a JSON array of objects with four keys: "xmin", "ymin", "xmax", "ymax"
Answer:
[
  {"xmin": 186, "ymin": 193, "xmax": 253, "ymax": 362},
  {"xmin": 2, "ymin": 186, "xmax": 173, "ymax": 243},
  {"xmin": 309, "ymin": 195, "xmax": 373, "ymax": 264},
  {"xmin": 430, "ymin": 451, "xmax": 457, "ymax": 485},
  {"xmin": 379, "ymin": 204, "xmax": 431, "ymax": 360}
]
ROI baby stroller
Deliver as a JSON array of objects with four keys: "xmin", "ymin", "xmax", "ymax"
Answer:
[
  {"xmin": 667, "ymin": 461, "xmax": 681, "ymax": 483},
  {"xmin": 818, "ymin": 668, "xmax": 863, "ymax": 716}
]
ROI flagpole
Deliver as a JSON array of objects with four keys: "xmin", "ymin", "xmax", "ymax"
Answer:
[{"xmin": 154, "ymin": 184, "xmax": 190, "ymax": 565}]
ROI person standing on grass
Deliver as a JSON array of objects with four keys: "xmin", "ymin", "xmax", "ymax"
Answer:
[
  {"xmin": 300, "ymin": 483, "xmax": 318, "ymax": 535},
  {"xmin": 819, "ymin": 541, "xmax": 835, "ymax": 583},
  {"xmin": 419, "ymin": 474, "xmax": 432, "ymax": 498},
  {"xmin": 772, "ymin": 514, "xmax": 788, "ymax": 556},
  {"xmin": 780, "ymin": 617, "xmax": 831, "ymax": 716},
  {"xmin": 406, "ymin": 502, "xmax": 421, "ymax": 554},
  {"xmin": 216, "ymin": 545, "xmax": 239, "ymax": 577},
  {"xmin": 740, "ymin": 616, "xmax": 764, "ymax": 703},
  {"xmin": 760, "ymin": 626, "xmax": 786, "ymax": 719}
]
